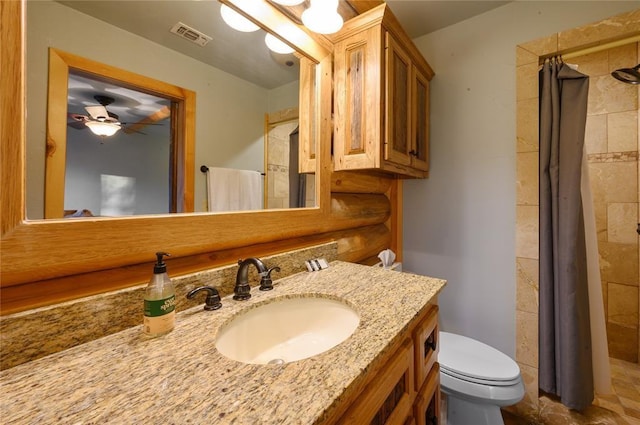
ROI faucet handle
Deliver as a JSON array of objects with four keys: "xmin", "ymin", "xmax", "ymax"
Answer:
[
  {"xmin": 186, "ymin": 286, "xmax": 222, "ymax": 310},
  {"xmin": 259, "ymin": 266, "xmax": 281, "ymax": 291}
]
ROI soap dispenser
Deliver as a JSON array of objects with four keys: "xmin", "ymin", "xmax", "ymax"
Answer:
[{"xmin": 143, "ymin": 252, "xmax": 176, "ymax": 337}]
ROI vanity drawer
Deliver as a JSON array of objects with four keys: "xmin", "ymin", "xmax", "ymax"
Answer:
[
  {"xmin": 413, "ymin": 304, "xmax": 438, "ymax": 390},
  {"xmin": 338, "ymin": 338, "xmax": 415, "ymax": 425}
]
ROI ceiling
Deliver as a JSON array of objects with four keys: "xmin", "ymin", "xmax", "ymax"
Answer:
[
  {"xmin": 66, "ymin": 73, "xmax": 171, "ymax": 136},
  {"xmin": 56, "ymin": 1, "xmax": 510, "ymax": 89},
  {"xmin": 384, "ymin": 0, "xmax": 509, "ymax": 39}
]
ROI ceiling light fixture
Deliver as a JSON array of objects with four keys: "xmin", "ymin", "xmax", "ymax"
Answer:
[
  {"xmin": 220, "ymin": 4, "xmax": 260, "ymax": 32},
  {"xmin": 301, "ymin": 0, "xmax": 343, "ymax": 35},
  {"xmin": 264, "ymin": 33, "xmax": 295, "ymax": 54},
  {"xmin": 85, "ymin": 121, "xmax": 121, "ymax": 137}
]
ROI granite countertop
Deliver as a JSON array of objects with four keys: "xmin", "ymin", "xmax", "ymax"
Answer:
[{"xmin": 0, "ymin": 261, "xmax": 446, "ymax": 424}]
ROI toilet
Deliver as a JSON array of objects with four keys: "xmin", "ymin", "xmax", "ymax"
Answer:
[{"xmin": 439, "ymin": 331, "xmax": 525, "ymax": 425}]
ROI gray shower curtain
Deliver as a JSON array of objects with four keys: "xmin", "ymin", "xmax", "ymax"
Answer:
[
  {"xmin": 539, "ymin": 58, "xmax": 593, "ymax": 411},
  {"xmin": 288, "ymin": 126, "xmax": 306, "ymax": 208}
]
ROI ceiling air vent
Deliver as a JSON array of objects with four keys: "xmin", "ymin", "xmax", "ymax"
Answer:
[{"xmin": 170, "ymin": 22, "xmax": 212, "ymax": 47}]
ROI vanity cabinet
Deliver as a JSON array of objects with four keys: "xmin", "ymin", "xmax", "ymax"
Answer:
[
  {"xmin": 331, "ymin": 304, "xmax": 440, "ymax": 425},
  {"xmin": 333, "ymin": 4, "xmax": 434, "ymax": 179}
]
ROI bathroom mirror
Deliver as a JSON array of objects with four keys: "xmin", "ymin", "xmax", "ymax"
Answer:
[
  {"xmin": 1, "ymin": 0, "xmax": 333, "ymax": 313},
  {"xmin": 27, "ymin": 0, "xmax": 312, "ymax": 219}
]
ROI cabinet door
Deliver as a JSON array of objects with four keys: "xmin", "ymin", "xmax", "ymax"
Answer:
[
  {"xmin": 385, "ymin": 33, "xmax": 412, "ymax": 167},
  {"xmin": 334, "ymin": 27, "xmax": 383, "ymax": 171},
  {"xmin": 338, "ymin": 339, "xmax": 414, "ymax": 425},
  {"xmin": 298, "ymin": 56, "xmax": 317, "ymax": 173},
  {"xmin": 414, "ymin": 364, "xmax": 440, "ymax": 425},
  {"xmin": 413, "ymin": 305, "xmax": 438, "ymax": 388},
  {"xmin": 411, "ymin": 66, "xmax": 430, "ymax": 172}
]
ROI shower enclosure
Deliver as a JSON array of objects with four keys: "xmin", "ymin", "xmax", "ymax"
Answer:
[{"xmin": 571, "ymin": 45, "xmax": 640, "ymax": 363}]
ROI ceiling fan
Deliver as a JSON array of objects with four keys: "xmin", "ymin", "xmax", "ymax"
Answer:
[
  {"xmin": 68, "ymin": 95, "xmax": 124, "ymax": 137},
  {"xmin": 68, "ymin": 94, "xmax": 170, "ymax": 137}
]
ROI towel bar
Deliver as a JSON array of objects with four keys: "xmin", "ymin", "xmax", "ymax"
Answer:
[{"xmin": 200, "ymin": 165, "xmax": 265, "ymax": 176}]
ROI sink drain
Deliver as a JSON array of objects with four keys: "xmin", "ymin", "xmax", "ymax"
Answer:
[{"xmin": 268, "ymin": 358, "xmax": 285, "ymax": 365}]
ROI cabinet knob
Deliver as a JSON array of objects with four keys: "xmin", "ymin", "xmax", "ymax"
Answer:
[{"xmin": 409, "ymin": 149, "xmax": 418, "ymax": 157}]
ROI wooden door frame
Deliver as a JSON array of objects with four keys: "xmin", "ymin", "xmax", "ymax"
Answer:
[{"xmin": 45, "ymin": 48, "xmax": 196, "ymax": 218}]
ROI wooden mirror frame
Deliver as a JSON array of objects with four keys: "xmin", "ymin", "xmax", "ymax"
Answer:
[{"xmin": 0, "ymin": 0, "xmax": 333, "ymax": 313}]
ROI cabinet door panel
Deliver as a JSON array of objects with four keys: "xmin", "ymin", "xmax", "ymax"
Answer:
[
  {"xmin": 414, "ymin": 364, "xmax": 440, "ymax": 425},
  {"xmin": 385, "ymin": 33, "xmax": 412, "ymax": 167},
  {"xmin": 413, "ymin": 305, "xmax": 438, "ymax": 388},
  {"xmin": 299, "ymin": 56, "xmax": 317, "ymax": 173},
  {"xmin": 334, "ymin": 27, "xmax": 382, "ymax": 170},
  {"xmin": 338, "ymin": 339, "xmax": 414, "ymax": 424},
  {"xmin": 411, "ymin": 67, "xmax": 430, "ymax": 172}
]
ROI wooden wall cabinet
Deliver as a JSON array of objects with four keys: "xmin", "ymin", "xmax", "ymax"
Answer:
[
  {"xmin": 298, "ymin": 56, "xmax": 318, "ymax": 174},
  {"xmin": 333, "ymin": 4, "xmax": 434, "ymax": 179},
  {"xmin": 329, "ymin": 304, "xmax": 440, "ymax": 425}
]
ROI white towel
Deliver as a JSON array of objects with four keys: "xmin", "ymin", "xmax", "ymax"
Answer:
[{"xmin": 206, "ymin": 167, "xmax": 262, "ymax": 212}]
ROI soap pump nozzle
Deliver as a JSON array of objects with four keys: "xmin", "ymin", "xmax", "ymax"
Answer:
[{"xmin": 154, "ymin": 252, "xmax": 171, "ymax": 274}]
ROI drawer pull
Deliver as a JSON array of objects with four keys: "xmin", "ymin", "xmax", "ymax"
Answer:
[{"xmin": 424, "ymin": 332, "xmax": 437, "ymax": 354}]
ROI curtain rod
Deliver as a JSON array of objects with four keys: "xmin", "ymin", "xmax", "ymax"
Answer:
[{"xmin": 551, "ymin": 34, "xmax": 640, "ymax": 61}]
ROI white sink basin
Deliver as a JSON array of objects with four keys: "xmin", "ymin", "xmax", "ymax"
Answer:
[{"xmin": 215, "ymin": 296, "xmax": 360, "ymax": 364}]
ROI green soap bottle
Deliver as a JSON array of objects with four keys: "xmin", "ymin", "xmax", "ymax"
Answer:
[{"xmin": 143, "ymin": 252, "xmax": 176, "ymax": 337}]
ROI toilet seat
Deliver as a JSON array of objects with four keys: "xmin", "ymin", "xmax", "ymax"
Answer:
[
  {"xmin": 441, "ymin": 366, "xmax": 522, "ymax": 386},
  {"xmin": 439, "ymin": 332, "xmax": 521, "ymax": 386}
]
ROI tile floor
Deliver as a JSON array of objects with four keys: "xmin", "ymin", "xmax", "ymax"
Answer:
[{"xmin": 501, "ymin": 358, "xmax": 640, "ymax": 425}]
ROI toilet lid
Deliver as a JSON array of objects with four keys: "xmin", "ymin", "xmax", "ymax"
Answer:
[{"xmin": 439, "ymin": 332, "xmax": 521, "ymax": 385}]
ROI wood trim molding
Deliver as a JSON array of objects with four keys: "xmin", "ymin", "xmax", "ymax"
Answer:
[
  {"xmin": 345, "ymin": 0, "xmax": 384, "ymax": 15},
  {"xmin": 0, "ymin": 0, "xmax": 24, "ymax": 237}
]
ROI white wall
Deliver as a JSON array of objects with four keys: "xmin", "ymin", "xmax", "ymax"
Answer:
[
  {"xmin": 269, "ymin": 80, "xmax": 300, "ymax": 113},
  {"xmin": 403, "ymin": 1, "xmax": 640, "ymax": 357},
  {"xmin": 65, "ymin": 126, "xmax": 171, "ymax": 216}
]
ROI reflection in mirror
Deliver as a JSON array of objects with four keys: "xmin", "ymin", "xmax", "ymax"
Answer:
[
  {"xmin": 43, "ymin": 48, "xmax": 195, "ymax": 219},
  {"xmin": 265, "ymin": 108, "xmax": 316, "ymax": 209},
  {"xmin": 26, "ymin": 0, "xmax": 316, "ymax": 219},
  {"xmin": 65, "ymin": 73, "xmax": 173, "ymax": 217}
]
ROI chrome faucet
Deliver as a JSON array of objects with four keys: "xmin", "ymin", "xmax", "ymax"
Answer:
[{"xmin": 234, "ymin": 257, "xmax": 280, "ymax": 300}]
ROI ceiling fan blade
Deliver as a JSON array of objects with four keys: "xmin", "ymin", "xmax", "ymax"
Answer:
[
  {"xmin": 68, "ymin": 112, "xmax": 89, "ymax": 122},
  {"xmin": 123, "ymin": 105, "xmax": 171, "ymax": 134},
  {"xmin": 67, "ymin": 120, "xmax": 88, "ymax": 130},
  {"xmin": 85, "ymin": 105, "xmax": 109, "ymax": 120}
]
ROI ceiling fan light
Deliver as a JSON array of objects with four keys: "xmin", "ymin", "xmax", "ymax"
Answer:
[
  {"xmin": 270, "ymin": 0, "xmax": 305, "ymax": 5},
  {"xmin": 220, "ymin": 4, "xmax": 260, "ymax": 33},
  {"xmin": 264, "ymin": 33, "xmax": 295, "ymax": 54},
  {"xmin": 85, "ymin": 121, "xmax": 121, "ymax": 137},
  {"xmin": 301, "ymin": 0, "xmax": 343, "ymax": 35}
]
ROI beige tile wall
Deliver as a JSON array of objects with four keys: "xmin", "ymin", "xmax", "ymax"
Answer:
[
  {"xmin": 570, "ymin": 43, "xmax": 640, "ymax": 363},
  {"xmin": 515, "ymin": 39, "xmax": 543, "ymax": 416},
  {"xmin": 266, "ymin": 121, "xmax": 298, "ymax": 209},
  {"xmin": 515, "ymin": 9, "xmax": 640, "ymax": 419},
  {"xmin": 266, "ymin": 121, "xmax": 316, "ymax": 209}
]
